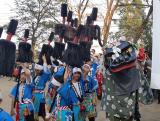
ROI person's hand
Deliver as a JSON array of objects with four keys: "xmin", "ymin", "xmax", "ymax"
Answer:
[
  {"xmin": 10, "ymin": 109, "xmax": 15, "ymax": 116},
  {"xmin": 45, "ymin": 112, "xmax": 51, "ymax": 120},
  {"xmin": 64, "ymin": 66, "xmax": 71, "ymax": 82},
  {"xmin": 50, "ymin": 56, "xmax": 54, "ymax": 62},
  {"xmin": 25, "ymin": 68, "xmax": 31, "ymax": 77},
  {"xmin": 66, "ymin": 66, "xmax": 71, "ymax": 76}
]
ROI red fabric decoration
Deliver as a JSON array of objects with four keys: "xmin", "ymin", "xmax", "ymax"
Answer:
[
  {"xmin": 137, "ymin": 48, "xmax": 146, "ymax": 61},
  {"xmin": 96, "ymin": 71, "xmax": 103, "ymax": 99},
  {"xmin": 80, "ymin": 104, "xmax": 86, "ymax": 112},
  {"xmin": 15, "ymin": 102, "xmax": 19, "ymax": 121},
  {"xmin": 12, "ymin": 68, "xmax": 20, "ymax": 77}
]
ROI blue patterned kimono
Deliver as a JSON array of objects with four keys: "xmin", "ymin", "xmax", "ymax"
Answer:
[
  {"xmin": 81, "ymin": 75, "xmax": 98, "ymax": 118},
  {"xmin": 32, "ymin": 63, "xmax": 51, "ymax": 118},
  {"xmin": 52, "ymin": 79, "xmax": 85, "ymax": 121},
  {"xmin": 82, "ymin": 75, "xmax": 98, "ymax": 93},
  {"xmin": 0, "ymin": 108, "xmax": 14, "ymax": 121},
  {"xmin": 10, "ymin": 82, "xmax": 34, "ymax": 121}
]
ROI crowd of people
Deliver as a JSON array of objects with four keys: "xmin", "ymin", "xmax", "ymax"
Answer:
[{"xmin": 0, "ymin": 50, "xmax": 102, "ymax": 121}]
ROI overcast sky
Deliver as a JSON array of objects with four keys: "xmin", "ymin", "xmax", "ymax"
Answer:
[{"xmin": 0, "ymin": 0, "xmax": 15, "ymax": 25}]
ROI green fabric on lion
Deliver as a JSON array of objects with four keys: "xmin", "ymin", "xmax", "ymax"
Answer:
[{"xmin": 101, "ymin": 71, "xmax": 136, "ymax": 120}]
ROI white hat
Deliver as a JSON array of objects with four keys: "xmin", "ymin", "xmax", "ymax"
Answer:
[
  {"xmin": 51, "ymin": 77, "xmax": 61, "ymax": 87},
  {"xmin": 82, "ymin": 64, "xmax": 91, "ymax": 70},
  {"xmin": 34, "ymin": 64, "xmax": 43, "ymax": 70},
  {"xmin": 72, "ymin": 67, "xmax": 82, "ymax": 74},
  {"xmin": 0, "ymin": 91, "xmax": 2, "ymax": 100}
]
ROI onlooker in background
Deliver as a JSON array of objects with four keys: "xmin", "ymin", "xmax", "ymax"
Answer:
[{"xmin": 96, "ymin": 67, "xmax": 103, "ymax": 100}]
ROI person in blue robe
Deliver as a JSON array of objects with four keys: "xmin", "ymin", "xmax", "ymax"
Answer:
[
  {"xmin": 32, "ymin": 55, "xmax": 51, "ymax": 121},
  {"xmin": 81, "ymin": 64, "xmax": 98, "ymax": 121},
  {"xmin": 0, "ymin": 91, "xmax": 14, "ymax": 121},
  {"xmin": 91, "ymin": 57, "xmax": 99, "ymax": 78},
  {"xmin": 50, "ymin": 67, "xmax": 86, "ymax": 121},
  {"xmin": 46, "ymin": 65, "xmax": 65, "ymax": 119},
  {"xmin": 10, "ymin": 65, "xmax": 34, "ymax": 121}
]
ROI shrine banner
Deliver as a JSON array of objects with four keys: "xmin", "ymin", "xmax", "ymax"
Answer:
[{"xmin": 151, "ymin": 0, "xmax": 160, "ymax": 89}]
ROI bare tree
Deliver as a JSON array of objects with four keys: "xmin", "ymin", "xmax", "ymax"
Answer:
[
  {"xmin": 13, "ymin": 0, "xmax": 64, "ymax": 53},
  {"xmin": 77, "ymin": 0, "xmax": 90, "ymax": 24},
  {"xmin": 67, "ymin": 0, "xmax": 90, "ymax": 24}
]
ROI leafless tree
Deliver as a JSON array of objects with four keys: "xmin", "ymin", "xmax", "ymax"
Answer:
[{"xmin": 13, "ymin": 0, "xmax": 64, "ymax": 53}]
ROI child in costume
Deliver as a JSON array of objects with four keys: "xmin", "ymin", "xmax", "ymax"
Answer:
[
  {"xmin": 10, "ymin": 64, "xmax": 34, "ymax": 121},
  {"xmin": 91, "ymin": 56, "xmax": 99, "ymax": 78},
  {"xmin": 51, "ymin": 67, "xmax": 85, "ymax": 121},
  {"xmin": 96, "ymin": 67, "xmax": 103, "ymax": 100},
  {"xmin": 32, "ymin": 55, "xmax": 51, "ymax": 121},
  {"xmin": 46, "ymin": 65, "xmax": 65, "ymax": 119},
  {"xmin": 81, "ymin": 64, "xmax": 98, "ymax": 121}
]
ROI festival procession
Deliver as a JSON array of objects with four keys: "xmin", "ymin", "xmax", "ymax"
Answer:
[{"xmin": 0, "ymin": 0, "xmax": 160, "ymax": 121}]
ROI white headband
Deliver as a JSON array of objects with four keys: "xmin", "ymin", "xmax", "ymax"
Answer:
[
  {"xmin": 73, "ymin": 67, "xmax": 82, "ymax": 74},
  {"xmin": 83, "ymin": 64, "xmax": 91, "ymax": 70},
  {"xmin": 35, "ymin": 64, "xmax": 43, "ymax": 70},
  {"xmin": 51, "ymin": 77, "xmax": 61, "ymax": 87}
]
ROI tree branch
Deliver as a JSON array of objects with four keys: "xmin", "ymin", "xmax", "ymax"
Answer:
[
  {"xmin": 103, "ymin": 0, "xmax": 120, "ymax": 45},
  {"xmin": 133, "ymin": 1, "xmax": 153, "ymax": 42},
  {"xmin": 118, "ymin": 3, "xmax": 152, "ymax": 7},
  {"xmin": 80, "ymin": 0, "xmax": 89, "ymax": 20}
]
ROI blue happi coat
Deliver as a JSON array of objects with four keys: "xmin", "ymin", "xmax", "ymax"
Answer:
[
  {"xmin": 52, "ymin": 79, "xmax": 85, "ymax": 121},
  {"xmin": 48, "ymin": 66, "xmax": 65, "ymax": 90},
  {"xmin": 81, "ymin": 75, "xmax": 98, "ymax": 93},
  {"xmin": 47, "ymin": 66, "xmax": 65, "ymax": 107},
  {"xmin": 91, "ymin": 62, "xmax": 99, "ymax": 78},
  {"xmin": 0, "ymin": 108, "xmax": 13, "ymax": 121},
  {"xmin": 32, "ymin": 63, "xmax": 51, "ymax": 117},
  {"xmin": 10, "ymin": 82, "xmax": 34, "ymax": 121}
]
